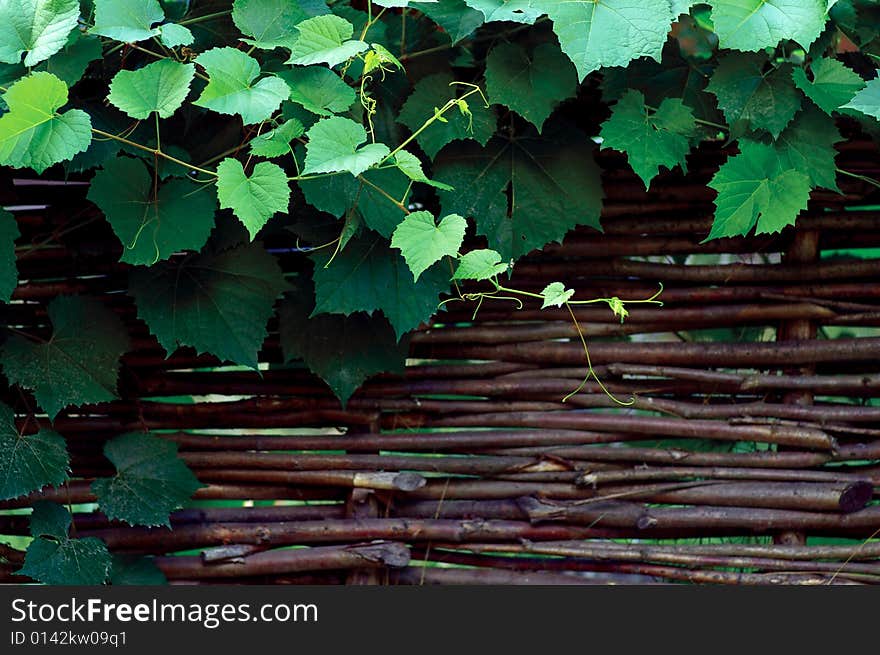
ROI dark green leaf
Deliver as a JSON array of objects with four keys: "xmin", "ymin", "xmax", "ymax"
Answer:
[{"xmin": 0, "ymin": 402, "xmax": 69, "ymax": 500}]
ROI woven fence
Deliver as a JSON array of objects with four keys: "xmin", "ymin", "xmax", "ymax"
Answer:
[{"xmin": 2, "ymin": 136, "xmax": 880, "ymax": 585}]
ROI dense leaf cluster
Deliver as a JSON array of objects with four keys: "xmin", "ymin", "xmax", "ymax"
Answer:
[{"xmin": 1, "ymin": 0, "xmax": 879, "ymax": 583}]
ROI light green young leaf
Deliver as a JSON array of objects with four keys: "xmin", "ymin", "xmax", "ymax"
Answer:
[
  {"xmin": 710, "ymin": 0, "xmax": 827, "ymax": 51},
  {"xmin": 484, "ymin": 42, "xmax": 577, "ymax": 132},
  {"xmin": 0, "ymin": 209, "xmax": 18, "ymax": 303},
  {"xmin": 90, "ymin": 0, "xmax": 165, "ymax": 42},
  {"xmin": 232, "ymin": 0, "xmax": 309, "ymax": 49},
  {"xmin": 792, "ymin": 57, "xmax": 865, "ymax": 115},
  {"xmin": 393, "ymin": 150, "xmax": 453, "ymax": 190},
  {"xmin": 286, "ymin": 14, "xmax": 368, "ymax": 67},
  {"xmin": 193, "ymin": 47, "xmax": 290, "ymax": 125},
  {"xmin": 92, "ymin": 432, "xmax": 203, "ymax": 527},
  {"xmin": 463, "ymin": 0, "xmax": 542, "ymax": 23},
  {"xmin": 391, "ymin": 211, "xmax": 467, "ymax": 281},
  {"xmin": 303, "ymin": 116, "xmax": 389, "ymax": 176},
  {"xmin": 107, "ymin": 59, "xmax": 195, "ymax": 119},
  {"xmin": 0, "ymin": 402, "xmax": 69, "ymax": 500},
  {"xmin": 530, "ymin": 0, "xmax": 673, "ymax": 81},
  {"xmin": 1, "ymin": 296, "xmax": 130, "ymax": 419},
  {"xmin": 216, "ymin": 158, "xmax": 291, "ymax": 239},
  {"xmin": 0, "ymin": 72, "xmax": 92, "ymax": 173},
  {"xmin": 18, "ymin": 501, "xmax": 111, "ymax": 585},
  {"xmin": 278, "ymin": 66, "xmax": 357, "ymax": 116},
  {"xmin": 541, "ymin": 281, "xmax": 575, "ymax": 308},
  {"xmin": 0, "ymin": 0, "xmax": 80, "ymax": 67},
  {"xmin": 706, "ymin": 140, "xmax": 811, "ymax": 240},
  {"xmin": 600, "ymin": 90, "xmax": 697, "ymax": 188},
  {"xmin": 129, "ymin": 242, "xmax": 288, "ymax": 369},
  {"xmin": 158, "ymin": 23, "xmax": 194, "ymax": 48},
  {"xmin": 452, "ymin": 249, "xmax": 509, "ymax": 281},
  {"xmin": 87, "ymin": 156, "xmax": 216, "ymax": 265},
  {"xmin": 249, "ymin": 119, "xmax": 304, "ymax": 157},
  {"xmin": 842, "ymin": 77, "xmax": 880, "ymax": 120}
]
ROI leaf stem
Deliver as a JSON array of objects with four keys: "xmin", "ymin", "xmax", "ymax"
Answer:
[
  {"xmin": 836, "ymin": 168, "xmax": 880, "ymax": 190},
  {"xmin": 91, "ymin": 128, "xmax": 217, "ymax": 177},
  {"xmin": 177, "ymin": 10, "xmax": 233, "ymax": 26}
]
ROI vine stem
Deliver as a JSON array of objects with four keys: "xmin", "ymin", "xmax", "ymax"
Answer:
[
  {"xmin": 91, "ymin": 128, "xmax": 217, "ymax": 177},
  {"xmin": 836, "ymin": 167, "xmax": 880, "ymax": 190}
]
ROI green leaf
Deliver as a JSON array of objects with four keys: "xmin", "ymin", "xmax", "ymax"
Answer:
[
  {"xmin": 842, "ymin": 77, "xmax": 880, "ymax": 120},
  {"xmin": 397, "ymin": 72, "xmax": 497, "ymax": 158},
  {"xmin": 706, "ymin": 140, "xmax": 811, "ymax": 240},
  {"xmin": 0, "ymin": 0, "xmax": 80, "ymax": 67},
  {"xmin": 710, "ymin": 0, "xmax": 827, "ymax": 51},
  {"xmin": 249, "ymin": 119, "xmax": 304, "ymax": 157},
  {"xmin": 393, "ymin": 150, "xmax": 453, "ymax": 190},
  {"xmin": 0, "ymin": 209, "xmax": 18, "ymax": 303},
  {"xmin": 452, "ymin": 249, "xmax": 509, "ymax": 281},
  {"xmin": 286, "ymin": 14, "xmax": 368, "ymax": 67},
  {"xmin": 600, "ymin": 90, "xmax": 697, "ymax": 188},
  {"xmin": 110, "ymin": 555, "xmax": 167, "ymax": 585},
  {"xmin": 530, "ymin": 0, "xmax": 673, "ymax": 81},
  {"xmin": 463, "ymin": 0, "xmax": 542, "ymax": 23},
  {"xmin": 303, "ymin": 116, "xmax": 390, "ymax": 176},
  {"xmin": 0, "ymin": 402, "xmax": 69, "ymax": 500},
  {"xmin": 87, "ymin": 156, "xmax": 216, "ymax": 265},
  {"xmin": 278, "ymin": 66, "xmax": 357, "ymax": 116},
  {"xmin": 232, "ymin": 0, "xmax": 308, "ymax": 50},
  {"xmin": 391, "ymin": 211, "xmax": 467, "ymax": 281},
  {"xmin": 18, "ymin": 501, "xmax": 111, "ymax": 585},
  {"xmin": 92, "ymin": 432, "xmax": 202, "ymax": 527},
  {"xmin": 484, "ymin": 42, "xmax": 577, "ymax": 132},
  {"xmin": 412, "ymin": 1, "xmax": 483, "ymax": 44},
  {"xmin": 773, "ymin": 104, "xmax": 842, "ymax": 191},
  {"xmin": 107, "ymin": 59, "xmax": 194, "ymax": 119},
  {"xmin": 706, "ymin": 54, "xmax": 802, "ymax": 138},
  {"xmin": 0, "ymin": 72, "xmax": 92, "ymax": 173},
  {"xmin": 279, "ymin": 282, "xmax": 408, "ymax": 405},
  {"xmin": 193, "ymin": 47, "xmax": 290, "ymax": 125},
  {"xmin": 541, "ymin": 281, "xmax": 575, "ymax": 308},
  {"xmin": 434, "ymin": 121, "xmax": 603, "ymax": 261},
  {"xmin": 158, "ymin": 23, "xmax": 193, "ymax": 48},
  {"xmin": 129, "ymin": 242, "xmax": 288, "ymax": 369},
  {"xmin": 1, "ymin": 296, "xmax": 130, "ymax": 419},
  {"xmin": 792, "ymin": 57, "xmax": 865, "ymax": 116},
  {"xmin": 38, "ymin": 32, "xmax": 103, "ymax": 88},
  {"xmin": 216, "ymin": 158, "xmax": 291, "ymax": 239},
  {"xmin": 311, "ymin": 233, "xmax": 450, "ymax": 339},
  {"xmin": 90, "ymin": 0, "xmax": 165, "ymax": 42}
]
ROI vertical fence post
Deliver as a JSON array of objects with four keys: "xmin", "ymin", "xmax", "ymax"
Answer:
[{"xmin": 344, "ymin": 414, "xmax": 384, "ymax": 585}]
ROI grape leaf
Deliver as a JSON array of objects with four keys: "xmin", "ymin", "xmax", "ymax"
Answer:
[
  {"xmin": 129, "ymin": 242, "xmax": 288, "ymax": 369},
  {"xmin": 842, "ymin": 77, "xmax": 880, "ymax": 120},
  {"xmin": 773, "ymin": 104, "xmax": 841, "ymax": 191},
  {"xmin": 600, "ymin": 90, "xmax": 697, "ymax": 188},
  {"xmin": 279, "ymin": 282, "xmax": 408, "ymax": 405},
  {"xmin": 530, "ymin": 0, "xmax": 673, "ymax": 81},
  {"xmin": 87, "ymin": 156, "xmax": 217, "ymax": 265},
  {"xmin": 706, "ymin": 54, "xmax": 802, "ymax": 138},
  {"xmin": 375, "ymin": 0, "xmax": 438, "ymax": 6},
  {"xmin": 792, "ymin": 57, "xmax": 866, "ymax": 116},
  {"xmin": 453, "ymin": 249, "xmax": 509, "ymax": 281},
  {"xmin": 671, "ymin": 0, "xmax": 697, "ymax": 15},
  {"xmin": 393, "ymin": 150, "xmax": 453, "ymax": 190},
  {"xmin": 90, "ymin": 0, "xmax": 165, "ymax": 42},
  {"xmin": 434, "ymin": 121, "xmax": 603, "ymax": 261},
  {"xmin": 541, "ymin": 281, "xmax": 575, "ymax": 308},
  {"xmin": 397, "ymin": 72, "xmax": 497, "ymax": 158},
  {"xmin": 249, "ymin": 119, "xmax": 304, "ymax": 157},
  {"xmin": 193, "ymin": 47, "xmax": 290, "ymax": 125},
  {"xmin": 303, "ymin": 116, "xmax": 390, "ymax": 176},
  {"xmin": 232, "ymin": 0, "xmax": 308, "ymax": 50},
  {"xmin": 37, "ymin": 31, "xmax": 103, "ymax": 88},
  {"xmin": 710, "ymin": 0, "xmax": 827, "ymax": 51},
  {"xmin": 1, "ymin": 209, "xmax": 18, "ymax": 303},
  {"xmin": 92, "ymin": 432, "xmax": 202, "ymax": 527},
  {"xmin": 278, "ymin": 66, "xmax": 357, "ymax": 116},
  {"xmin": 0, "ymin": 0, "xmax": 80, "ymax": 67},
  {"xmin": 484, "ymin": 42, "xmax": 577, "ymax": 131},
  {"xmin": 107, "ymin": 59, "xmax": 195, "ymax": 119},
  {"xmin": 158, "ymin": 22, "xmax": 193, "ymax": 48},
  {"xmin": 412, "ymin": 1, "xmax": 483, "ymax": 44},
  {"xmin": 18, "ymin": 501, "xmax": 111, "ymax": 585},
  {"xmin": 216, "ymin": 158, "xmax": 291, "ymax": 239},
  {"xmin": 1, "ymin": 295, "xmax": 130, "ymax": 419},
  {"xmin": 463, "ymin": 0, "xmax": 542, "ymax": 23},
  {"xmin": 706, "ymin": 140, "xmax": 811, "ymax": 240},
  {"xmin": 391, "ymin": 211, "xmax": 467, "ymax": 281},
  {"xmin": 286, "ymin": 14, "xmax": 368, "ymax": 67},
  {"xmin": 110, "ymin": 555, "xmax": 167, "ymax": 585},
  {"xmin": 0, "ymin": 402, "xmax": 69, "ymax": 500},
  {"xmin": 0, "ymin": 72, "xmax": 92, "ymax": 173},
  {"xmin": 311, "ymin": 233, "xmax": 450, "ymax": 339}
]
